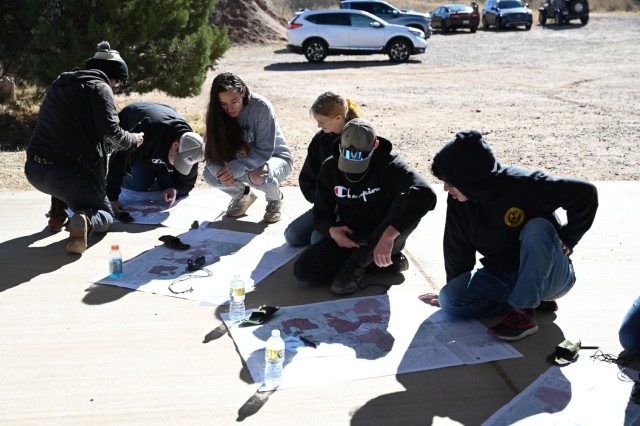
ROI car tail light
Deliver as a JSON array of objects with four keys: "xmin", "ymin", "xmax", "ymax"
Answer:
[
  {"xmin": 288, "ymin": 18, "xmax": 303, "ymax": 29},
  {"xmin": 451, "ymin": 14, "xmax": 460, "ymax": 19},
  {"xmin": 472, "ymin": 12, "xmax": 479, "ymax": 17}
]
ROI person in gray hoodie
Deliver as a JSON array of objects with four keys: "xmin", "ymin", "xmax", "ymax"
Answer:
[
  {"xmin": 425, "ymin": 130, "xmax": 598, "ymax": 341},
  {"xmin": 202, "ymin": 72, "xmax": 292, "ymax": 223},
  {"xmin": 24, "ymin": 41, "xmax": 143, "ymax": 254}
]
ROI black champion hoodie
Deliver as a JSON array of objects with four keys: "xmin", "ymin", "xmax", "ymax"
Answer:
[
  {"xmin": 314, "ymin": 135, "xmax": 437, "ymax": 241},
  {"xmin": 432, "ymin": 130, "xmax": 598, "ymax": 282}
]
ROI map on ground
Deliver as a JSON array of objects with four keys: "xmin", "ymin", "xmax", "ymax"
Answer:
[
  {"xmin": 115, "ymin": 188, "xmax": 217, "ymax": 227},
  {"xmin": 482, "ymin": 360, "xmax": 640, "ymax": 425},
  {"xmin": 223, "ymin": 294, "xmax": 523, "ymax": 391},
  {"xmin": 92, "ymin": 226, "xmax": 300, "ymax": 304}
]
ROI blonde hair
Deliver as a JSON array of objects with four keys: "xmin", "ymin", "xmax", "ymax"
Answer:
[{"xmin": 310, "ymin": 91, "xmax": 364, "ymax": 122}]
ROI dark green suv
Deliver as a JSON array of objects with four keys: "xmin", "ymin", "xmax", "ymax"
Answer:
[{"xmin": 538, "ymin": 0, "xmax": 589, "ymax": 25}]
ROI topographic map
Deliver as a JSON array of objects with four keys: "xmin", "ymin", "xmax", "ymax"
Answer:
[{"xmin": 225, "ymin": 294, "xmax": 523, "ymax": 390}]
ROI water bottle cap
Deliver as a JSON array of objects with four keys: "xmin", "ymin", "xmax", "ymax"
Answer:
[
  {"xmin": 271, "ymin": 330, "xmax": 280, "ymax": 337},
  {"xmin": 111, "ymin": 244, "xmax": 119, "ymax": 250}
]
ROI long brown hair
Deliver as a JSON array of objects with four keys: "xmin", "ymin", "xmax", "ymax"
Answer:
[
  {"xmin": 204, "ymin": 72, "xmax": 251, "ymax": 163},
  {"xmin": 310, "ymin": 91, "xmax": 364, "ymax": 122}
]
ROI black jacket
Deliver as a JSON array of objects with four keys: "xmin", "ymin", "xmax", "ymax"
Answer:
[
  {"xmin": 28, "ymin": 69, "xmax": 135, "ymax": 189},
  {"xmin": 432, "ymin": 130, "xmax": 599, "ymax": 282},
  {"xmin": 299, "ymin": 130, "xmax": 340, "ymax": 203},
  {"xmin": 314, "ymin": 136, "xmax": 437, "ymax": 240},
  {"xmin": 106, "ymin": 102, "xmax": 196, "ymax": 201}
]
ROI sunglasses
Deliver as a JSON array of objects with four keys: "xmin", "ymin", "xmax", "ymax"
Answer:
[{"xmin": 340, "ymin": 145, "xmax": 371, "ymax": 161}]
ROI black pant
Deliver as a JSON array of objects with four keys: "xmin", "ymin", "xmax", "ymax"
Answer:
[{"xmin": 293, "ymin": 221, "xmax": 419, "ymax": 283}]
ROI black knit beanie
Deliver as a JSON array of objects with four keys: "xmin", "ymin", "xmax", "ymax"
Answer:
[{"xmin": 85, "ymin": 41, "xmax": 129, "ymax": 82}]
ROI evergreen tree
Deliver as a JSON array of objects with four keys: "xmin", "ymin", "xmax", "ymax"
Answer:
[{"xmin": 0, "ymin": 0, "xmax": 229, "ymax": 97}]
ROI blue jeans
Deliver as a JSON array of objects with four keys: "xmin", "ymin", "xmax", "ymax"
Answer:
[
  {"xmin": 203, "ymin": 157, "xmax": 292, "ymax": 202},
  {"xmin": 123, "ymin": 161, "xmax": 174, "ymax": 191},
  {"xmin": 284, "ymin": 208, "xmax": 323, "ymax": 247},
  {"xmin": 25, "ymin": 158, "xmax": 113, "ymax": 233},
  {"xmin": 438, "ymin": 218, "xmax": 576, "ymax": 319},
  {"xmin": 619, "ymin": 295, "xmax": 640, "ymax": 355}
]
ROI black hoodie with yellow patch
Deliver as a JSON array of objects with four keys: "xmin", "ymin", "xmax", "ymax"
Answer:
[{"xmin": 432, "ymin": 130, "xmax": 598, "ymax": 282}]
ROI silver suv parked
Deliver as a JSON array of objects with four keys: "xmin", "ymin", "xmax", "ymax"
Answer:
[
  {"xmin": 287, "ymin": 9, "xmax": 428, "ymax": 63},
  {"xmin": 339, "ymin": 0, "xmax": 432, "ymax": 38}
]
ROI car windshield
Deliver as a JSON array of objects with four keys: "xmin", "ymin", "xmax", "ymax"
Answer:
[{"xmin": 497, "ymin": 0, "xmax": 525, "ymax": 8}]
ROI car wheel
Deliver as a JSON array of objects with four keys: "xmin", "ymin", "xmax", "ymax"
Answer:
[
  {"xmin": 470, "ymin": 26, "xmax": 477, "ymax": 33},
  {"xmin": 482, "ymin": 16, "xmax": 489, "ymax": 30},
  {"xmin": 554, "ymin": 12, "xmax": 563, "ymax": 25},
  {"xmin": 539, "ymin": 11, "xmax": 547, "ymax": 25},
  {"xmin": 387, "ymin": 38, "xmax": 410, "ymax": 62},
  {"xmin": 580, "ymin": 15, "xmax": 589, "ymax": 24},
  {"xmin": 303, "ymin": 39, "xmax": 327, "ymax": 63},
  {"xmin": 525, "ymin": 23, "xmax": 532, "ymax": 30},
  {"xmin": 441, "ymin": 22, "xmax": 449, "ymax": 32},
  {"xmin": 495, "ymin": 17, "xmax": 502, "ymax": 30}
]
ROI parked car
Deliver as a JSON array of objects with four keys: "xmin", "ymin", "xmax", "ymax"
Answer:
[
  {"xmin": 482, "ymin": 0, "xmax": 533, "ymax": 30},
  {"xmin": 339, "ymin": 0, "xmax": 432, "ymax": 38},
  {"xmin": 286, "ymin": 9, "xmax": 427, "ymax": 63},
  {"xmin": 538, "ymin": 0, "xmax": 589, "ymax": 25},
  {"xmin": 431, "ymin": 4, "xmax": 480, "ymax": 33}
]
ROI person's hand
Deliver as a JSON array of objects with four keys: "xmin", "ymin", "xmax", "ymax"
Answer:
[
  {"xmin": 162, "ymin": 188, "xmax": 178, "ymax": 208},
  {"xmin": 329, "ymin": 225, "xmax": 359, "ymax": 248},
  {"xmin": 216, "ymin": 166, "xmax": 235, "ymax": 186},
  {"xmin": 372, "ymin": 237, "xmax": 394, "ymax": 268},
  {"xmin": 110, "ymin": 200, "xmax": 123, "ymax": 213},
  {"xmin": 560, "ymin": 240, "xmax": 571, "ymax": 256},
  {"xmin": 133, "ymin": 132, "xmax": 144, "ymax": 147},
  {"xmin": 418, "ymin": 293, "xmax": 441, "ymax": 307}
]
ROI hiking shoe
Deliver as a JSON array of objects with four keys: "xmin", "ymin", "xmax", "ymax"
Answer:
[
  {"xmin": 65, "ymin": 213, "xmax": 89, "ymax": 254},
  {"xmin": 226, "ymin": 190, "xmax": 257, "ymax": 217},
  {"xmin": 488, "ymin": 308, "xmax": 539, "ymax": 341},
  {"xmin": 331, "ymin": 256, "xmax": 367, "ymax": 295},
  {"xmin": 47, "ymin": 198, "xmax": 68, "ymax": 232},
  {"xmin": 536, "ymin": 300, "xmax": 558, "ymax": 312},
  {"xmin": 263, "ymin": 199, "xmax": 282, "ymax": 223}
]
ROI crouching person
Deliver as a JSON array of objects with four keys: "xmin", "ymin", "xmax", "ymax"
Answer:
[
  {"xmin": 293, "ymin": 118, "xmax": 437, "ymax": 295},
  {"xmin": 427, "ymin": 130, "xmax": 598, "ymax": 341}
]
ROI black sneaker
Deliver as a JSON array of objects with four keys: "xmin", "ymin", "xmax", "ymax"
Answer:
[
  {"xmin": 488, "ymin": 308, "xmax": 539, "ymax": 341},
  {"xmin": 330, "ymin": 256, "xmax": 366, "ymax": 295},
  {"xmin": 536, "ymin": 300, "xmax": 558, "ymax": 312}
]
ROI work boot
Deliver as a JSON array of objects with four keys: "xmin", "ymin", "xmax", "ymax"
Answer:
[
  {"xmin": 226, "ymin": 188, "xmax": 257, "ymax": 217},
  {"xmin": 65, "ymin": 213, "xmax": 89, "ymax": 254},
  {"xmin": 331, "ymin": 255, "xmax": 367, "ymax": 296},
  {"xmin": 263, "ymin": 198, "xmax": 283, "ymax": 223},
  {"xmin": 47, "ymin": 197, "xmax": 68, "ymax": 232}
]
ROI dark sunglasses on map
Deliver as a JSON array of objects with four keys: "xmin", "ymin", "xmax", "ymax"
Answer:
[{"xmin": 340, "ymin": 145, "xmax": 371, "ymax": 161}]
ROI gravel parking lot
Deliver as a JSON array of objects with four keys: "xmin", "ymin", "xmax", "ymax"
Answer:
[{"xmin": 3, "ymin": 14, "xmax": 639, "ymax": 190}]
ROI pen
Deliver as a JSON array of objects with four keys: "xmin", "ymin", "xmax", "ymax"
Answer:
[{"xmin": 299, "ymin": 335, "xmax": 317, "ymax": 348}]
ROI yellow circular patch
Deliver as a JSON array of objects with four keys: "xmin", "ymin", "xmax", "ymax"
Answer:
[{"xmin": 504, "ymin": 207, "xmax": 525, "ymax": 228}]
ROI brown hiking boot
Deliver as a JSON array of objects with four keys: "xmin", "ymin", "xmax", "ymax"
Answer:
[
  {"xmin": 47, "ymin": 197, "xmax": 69, "ymax": 232},
  {"xmin": 65, "ymin": 213, "xmax": 89, "ymax": 254}
]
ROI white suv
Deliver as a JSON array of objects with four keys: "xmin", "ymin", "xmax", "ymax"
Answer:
[{"xmin": 287, "ymin": 9, "xmax": 427, "ymax": 63}]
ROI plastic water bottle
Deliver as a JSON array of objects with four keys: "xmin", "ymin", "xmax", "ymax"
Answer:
[
  {"xmin": 108, "ymin": 244, "xmax": 123, "ymax": 279},
  {"xmin": 264, "ymin": 329, "xmax": 285, "ymax": 389},
  {"xmin": 228, "ymin": 274, "xmax": 246, "ymax": 322}
]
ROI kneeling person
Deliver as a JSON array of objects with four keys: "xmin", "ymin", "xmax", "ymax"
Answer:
[
  {"xmin": 293, "ymin": 118, "xmax": 437, "ymax": 295},
  {"xmin": 107, "ymin": 102, "xmax": 204, "ymax": 211}
]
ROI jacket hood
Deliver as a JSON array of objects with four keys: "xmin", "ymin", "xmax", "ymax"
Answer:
[
  {"xmin": 55, "ymin": 69, "xmax": 110, "ymax": 87},
  {"xmin": 432, "ymin": 130, "xmax": 501, "ymax": 201}
]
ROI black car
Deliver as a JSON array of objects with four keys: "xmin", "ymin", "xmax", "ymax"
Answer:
[
  {"xmin": 431, "ymin": 4, "xmax": 480, "ymax": 33},
  {"xmin": 482, "ymin": 0, "xmax": 533, "ymax": 30},
  {"xmin": 538, "ymin": 0, "xmax": 589, "ymax": 25}
]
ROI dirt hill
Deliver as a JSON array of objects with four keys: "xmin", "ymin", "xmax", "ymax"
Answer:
[{"xmin": 210, "ymin": 0, "xmax": 287, "ymax": 45}]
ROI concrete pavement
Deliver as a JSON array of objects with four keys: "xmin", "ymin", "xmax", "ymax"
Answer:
[{"xmin": 1, "ymin": 182, "xmax": 638, "ymax": 425}]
